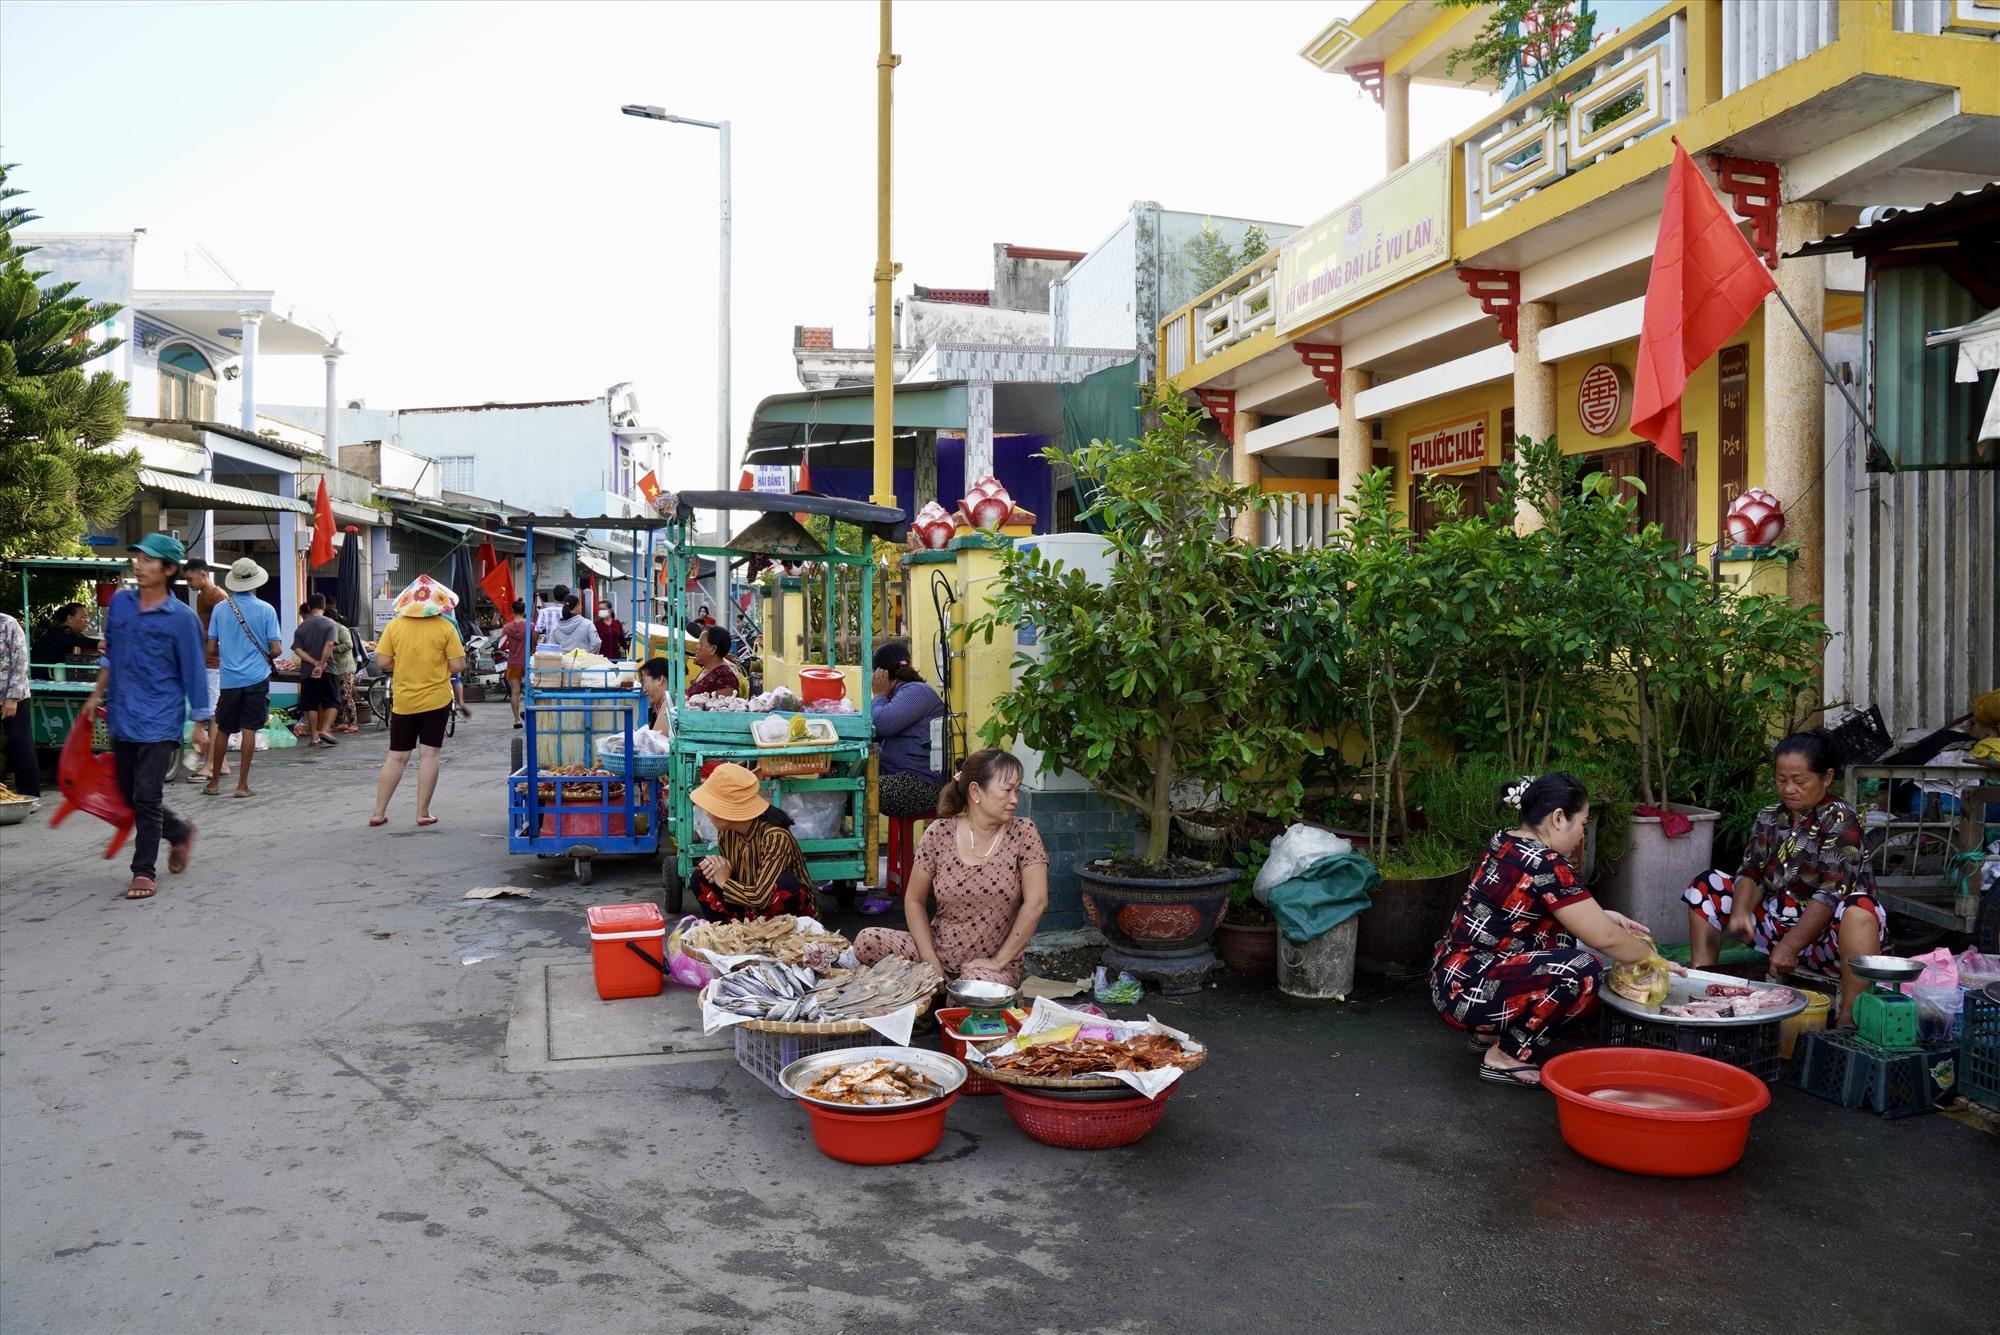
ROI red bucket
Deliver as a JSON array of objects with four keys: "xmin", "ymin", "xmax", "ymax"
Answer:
[
  {"xmin": 797, "ymin": 667, "xmax": 847, "ymax": 705},
  {"xmin": 1540, "ymin": 1048, "xmax": 1771, "ymax": 1177}
]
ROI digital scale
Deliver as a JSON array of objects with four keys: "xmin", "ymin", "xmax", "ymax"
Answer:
[{"xmin": 1849, "ymin": 954, "xmax": 1925, "ymax": 1052}]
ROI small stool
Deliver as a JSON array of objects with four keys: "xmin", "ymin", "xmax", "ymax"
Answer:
[{"xmin": 884, "ymin": 810, "xmax": 935, "ymax": 899}]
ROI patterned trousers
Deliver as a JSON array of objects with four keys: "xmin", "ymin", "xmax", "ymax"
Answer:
[{"xmin": 1432, "ymin": 947, "xmax": 1604, "ymax": 1062}]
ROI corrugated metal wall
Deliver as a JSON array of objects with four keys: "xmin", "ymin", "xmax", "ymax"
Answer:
[
  {"xmin": 1870, "ymin": 264, "xmax": 1986, "ymax": 470},
  {"xmin": 1825, "ymin": 328, "xmax": 2000, "ymax": 734}
]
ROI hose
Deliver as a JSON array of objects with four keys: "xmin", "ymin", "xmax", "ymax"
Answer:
[{"xmin": 930, "ymin": 569, "xmax": 967, "ymax": 770}]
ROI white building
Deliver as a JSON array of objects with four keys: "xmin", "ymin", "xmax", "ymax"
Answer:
[{"xmin": 26, "ymin": 230, "xmax": 354, "ymax": 641}]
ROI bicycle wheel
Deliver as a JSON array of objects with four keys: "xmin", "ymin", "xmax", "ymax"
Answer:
[
  {"xmin": 446, "ymin": 706, "xmax": 457, "ymax": 738},
  {"xmin": 367, "ymin": 678, "xmax": 391, "ymax": 726}
]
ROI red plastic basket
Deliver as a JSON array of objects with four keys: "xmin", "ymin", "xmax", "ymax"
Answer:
[
  {"xmin": 998, "ymin": 1083, "xmax": 1177, "ymax": 1150},
  {"xmin": 934, "ymin": 1006, "xmax": 1021, "ymax": 1096}
]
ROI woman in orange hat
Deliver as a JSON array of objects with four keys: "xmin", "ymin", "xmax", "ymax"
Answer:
[{"xmin": 688, "ymin": 762, "xmax": 815, "ymax": 920}]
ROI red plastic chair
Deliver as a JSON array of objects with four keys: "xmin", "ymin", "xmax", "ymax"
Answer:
[
  {"xmin": 885, "ymin": 809, "xmax": 935, "ymax": 899},
  {"xmin": 46, "ymin": 708, "xmax": 134, "ymax": 859}
]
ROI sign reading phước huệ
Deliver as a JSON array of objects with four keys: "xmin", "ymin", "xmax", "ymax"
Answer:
[
  {"xmin": 1577, "ymin": 362, "xmax": 1633, "ymax": 437},
  {"xmin": 1276, "ymin": 143, "xmax": 1452, "ymax": 336},
  {"xmin": 1409, "ymin": 418, "xmax": 1487, "ymax": 474}
]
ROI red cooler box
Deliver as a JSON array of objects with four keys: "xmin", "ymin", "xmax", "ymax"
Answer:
[{"xmin": 586, "ymin": 903, "xmax": 667, "ymax": 1000}]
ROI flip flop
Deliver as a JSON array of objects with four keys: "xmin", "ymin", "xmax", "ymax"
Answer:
[
  {"xmin": 1466, "ymin": 1033, "xmax": 1500, "ymax": 1054},
  {"xmin": 1478, "ymin": 1061, "xmax": 1544, "ymax": 1090},
  {"xmin": 319, "ymin": 735, "xmax": 338, "ymax": 746},
  {"xmin": 232, "ymin": 789, "xmax": 255, "ymax": 799},
  {"xmin": 416, "ymin": 816, "xmax": 439, "ymax": 827},
  {"xmin": 125, "ymin": 876, "xmax": 157, "ymax": 900},
  {"xmin": 368, "ymin": 816, "xmax": 389, "ymax": 828},
  {"xmin": 168, "ymin": 825, "xmax": 196, "ymax": 874},
  {"xmin": 202, "ymin": 783, "xmax": 221, "ymax": 797}
]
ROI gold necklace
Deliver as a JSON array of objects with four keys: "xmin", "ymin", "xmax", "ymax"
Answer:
[{"xmin": 962, "ymin": 818, "xmax": 1005, "ymax": 861}]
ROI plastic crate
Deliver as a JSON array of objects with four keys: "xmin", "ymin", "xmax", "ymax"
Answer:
[
  {"xmin": 1963, "ymin": 990, "xmax": 2000, "ymax": 1113},
  {"xmin": 1787, "ymin": 1029, "xmax": 1956, "ymax": 1118},
  {"xmin": 1597, "ymin": 1009, "xmax": 1784, "ymax": 1083},
  {"xmin": 730, "ymin": 1027, "xmax": 877, "ymax": 1098}
]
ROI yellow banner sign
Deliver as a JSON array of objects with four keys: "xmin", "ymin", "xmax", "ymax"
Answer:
[{"xmin": 1277, "ymin": 143, "xmax": 1452, "ymax": 336}]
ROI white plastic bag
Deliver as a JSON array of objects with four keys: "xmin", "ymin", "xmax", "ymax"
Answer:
[
  {"xmin": 781, "ymin": 789, "xmax": 846, "ymax": 841},
  {"xmin": 1252, "ymin": 823, "xmax": 1354, "ymax": 905}
]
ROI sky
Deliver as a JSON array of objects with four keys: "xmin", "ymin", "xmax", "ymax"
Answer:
[{"xmin": 1, "ymin": 0, "xmax": 1502, "ymax": 491}]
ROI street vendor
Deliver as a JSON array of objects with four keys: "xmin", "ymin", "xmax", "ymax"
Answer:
[
  {"xmin": 30, "ymin": 602, "xmax": 102, "ymax": 678},
  {"xmin": 688, "ymin": 625, "xmax": 745, "ymax": 698},
  {"xmin": 639, "ymin": 656, "xmax": 672, "ymax": 731},
  {"xmin": 1431, "ymin": 772, "xmax": 1661, "ymax": 1089},
  {"xmin": 1683, "ymin": 728, "xmax": 1884, "ymax": 1025},
  {"xmin": 854, "ymin": 748, "xmax": 1049, "ymax": 987},
  {"xmin": 687, "ymin": 762, "xmax": 817, "ymax": 920},
  {"xmin": 859, "ymin": 639, "xmax": 949, "ymax": 916}
]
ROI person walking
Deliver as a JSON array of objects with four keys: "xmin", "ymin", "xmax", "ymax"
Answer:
[
  {"xmin": 328, "ymin": 609, "xmax": 364, "ymax": 734},
  {"xmin": 498, "ymin": 598, "xmax": 527, "ymax": 729},
  {"xmin": 183, "ymin": 559, "xmax": 230, "ymax": 784},
  {"xmin": 541, "ymin": 594, "xmax": 601, "ymax": 653},
  {"xmin": 203, "ymin": 559, "xmax": 286, "ymax": 799},
  {"xmin": 531, "ymin": 583, "xmax": 569, "ymax": 653},
  {"xmin": 0, "ymin": 610, "xmax": 39, "ymax": 803},
  {"xmin": 80, "ymin": 533, "xmax": 210, "ymax": 900},
  {"xmin": 291, "ymin": 593, "xmax": 341, "ymax": 747},
  {"xmin": 369, "ymin": 575, "xmax": 469, "ymax": 829},
  {"xmin": 593, "ymin": 602, "xmax": 628, "ymax": 660}
]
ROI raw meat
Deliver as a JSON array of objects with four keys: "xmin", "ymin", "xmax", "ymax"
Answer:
[
  {"xmin": 1662, "ymin": 1002, "xmax": 1729, "ymax": 1018},
  {"xmin": 1704, "ymin": 984, "xmax": 1757, "ymax": 999}
]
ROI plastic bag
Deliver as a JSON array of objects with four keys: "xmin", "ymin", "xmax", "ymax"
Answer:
[
  {"xmin": 780, "ymin": 789, "xmax": 846, "ymax": 841},
  {"xmin": 1912, "ymin": 946, "xmax": 1959, "ymax": 991},
  {"xmin": 1911, "ymin": 986, "xmax": 1961, "ymax": 1045},
  {"xmin": 1251, "ymin": 823, "xmax": 1354, "ymax": 905},
  {"xmin": 1608, "ymin": 956, "xmax": 1671, "ymax": 1008},
  {"xmin": 1093, "ymin": 966, "xmax": 1142, "ymax": 1005},
  {"xmin": 666, "ymin": 915, "xmax": 717, "ymax": 989},
  {"xmin": 1954, "ymin": 947, "xmax": 2000, "ymax": 989}
]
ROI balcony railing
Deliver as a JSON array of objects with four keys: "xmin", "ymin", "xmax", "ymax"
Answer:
[
  {"xmin": 1263, "ymin": 491, "xmax": 1339, "ymax": 552},
  {"xmin": 1159, "ymin": 249, "xmax": 1279, "ymax": 380},
  {"xmin": 1722, "ymin": 0, "xmax": 1839, "ymax": 96},
  {"xmin": 1461, "ymin": 7, "xmax": 1689, "ymax": 226}
]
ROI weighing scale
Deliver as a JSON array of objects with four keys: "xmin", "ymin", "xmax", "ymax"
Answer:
[
  {"xmin": 946, "ymin": 980, "xmax": 1018, "ymax": 1038},
  {"xmin": 1848, "ymin": 954, "xmax": 1925, "ymax": 1052}
]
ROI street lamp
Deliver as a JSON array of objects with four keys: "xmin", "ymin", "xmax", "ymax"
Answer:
[{"xmin": 622, "ymin": 103, "xmax": 732, "ymax": 626}]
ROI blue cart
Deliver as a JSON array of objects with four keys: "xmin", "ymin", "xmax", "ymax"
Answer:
[{"xmin": 504, "ymin": 517, "xmax": 665, "ymax": 885}]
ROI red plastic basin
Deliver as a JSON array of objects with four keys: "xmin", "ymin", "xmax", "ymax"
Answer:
[
  {"xmin": 804, "ymin": 1093, "xmax": 958, "ymax": 1165},
  {"xmin": 1541, "ymin": 1048, "xmax": 1771, "ymax": 1177}
]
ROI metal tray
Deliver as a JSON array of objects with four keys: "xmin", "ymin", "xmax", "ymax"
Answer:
[
  {"xmin": 1598, "ymin": 965, "xmax": 1807, "ymax": 1027},
  {"xmin": 780, "ymin": 1046, "xmax": 966, "ymax": 1112}
]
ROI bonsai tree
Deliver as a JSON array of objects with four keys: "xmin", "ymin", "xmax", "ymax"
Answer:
[{"xmin": 973, "ymin": 387, "xmax": 1310, "ymax": 869}]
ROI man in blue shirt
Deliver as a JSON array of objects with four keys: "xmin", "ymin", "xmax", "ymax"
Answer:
[
  {"xmin": 203, "ymin": 558, "xmax": 287, "ymax": 799},
  {"xmin": 82, "ymin": 533, "xmax": 210, "ymax": 900}
]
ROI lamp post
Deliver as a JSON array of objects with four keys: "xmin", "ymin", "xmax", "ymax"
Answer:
[{"xmin": 622, "ymin": 103, "xmax": 731, "ymax": 625}]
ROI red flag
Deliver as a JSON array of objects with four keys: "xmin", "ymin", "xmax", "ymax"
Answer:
[
  {"xmin": 1630, "ymin": 140, "xmax": 1777, "ymax": 463},
  {"xmin": 738, "ymin": 467, "xmax": 755, "ymax": 490},
  {"xmin": 309, "ymin": 476, "xmax": 337, "ymax": 566},
  {"xmin": 636, "ymin": 470, "xmax": 661, "ymax": 504},
  {"xmin": 480, "ymin": 554, "xmax": 516, "ymax": 618}
]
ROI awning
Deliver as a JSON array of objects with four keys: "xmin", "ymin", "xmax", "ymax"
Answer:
[
  {"xmin": 744, "ymin": 381, "xmax": 968, "ymax": 467},
  {"xmin": 139, "ymin": 468, "xmax": 312, "ymax": 515},
  {"xmin": 396, "ymin": 514, "xmax": 525, "ymax": 550},
  {"xmin": 577, "ymin": 551, "xmax": 622, "ymax": 579}
]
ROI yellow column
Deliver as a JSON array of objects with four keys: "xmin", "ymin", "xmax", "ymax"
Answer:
[
  {"xmin": 1763, "ymin": 200, "xmax": 1827, "ymax": 618},
  {"xmin": 1383, "ymin": 74, "xmax": 1410, "ymax": 171},
  {"xmin": 1231, "ymin": 409, "xmax": 1262, "ymax": 542},
  {"xmin": 870, "ymin": 0, "xmax": 900, "ymax": 507},
  {"xmin": 1513, "ymin": 301, "xmax": 1557, "ymax": 533},
  {"xmin": 1338, "ymin": 366, "xmax": 1372, "ymax": 516},
  {"xmin": 950, "ymin": 534, "xmax": 1015, "ymax": 753}
]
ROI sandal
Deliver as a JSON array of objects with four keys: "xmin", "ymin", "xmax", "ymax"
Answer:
[
  {"xmin": 416, "ymin": 816, "xmax": 439, "ymax": 827},
  {"xmin": 125, "ymin": 876, "xmax": 157, "ymax": 900},
  {"xmin": 1466, "ymin": 1033, "xmax": 1500, "ymax": 1054},
  {"xmin": 1478, "ymin": 1060, "xmax": 1544, "ymax": 1090},
  {"xmin": 168, "ymin": 825, "xmax": 196, "ymax": 874},
  {"xmin": 202, "ymin": 781, "xmax": 221, "ymax": 797},
  {"xmin": 857, "ymin": 894, "xmax": 894, "ymax": 916},
  {"xmin": 368, "ymin": 815, "xmax": 389, "ymax": 828}
]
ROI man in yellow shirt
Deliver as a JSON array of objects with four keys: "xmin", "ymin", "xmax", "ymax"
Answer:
[{"xmin": 368, "ymin": 576, "xmax": 469, "ymax": 828}]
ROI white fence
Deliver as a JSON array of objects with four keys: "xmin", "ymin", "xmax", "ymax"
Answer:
[
  {"xmin": 1262, "ymin": 492, "xmax": 1339, "ymax": 552},
  {"xmin": 1722, "ymin": 0, "xmax": 1840, "ymax": 96}
]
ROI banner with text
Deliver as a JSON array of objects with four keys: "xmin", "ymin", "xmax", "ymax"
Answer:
[
  {"xmin": 1277, "ymin": 143, "xmax": 1452, "ymax": 337},
  {"xmin": 1409, "ymin": 418, "xmax": 1487, "ymax": 475}
]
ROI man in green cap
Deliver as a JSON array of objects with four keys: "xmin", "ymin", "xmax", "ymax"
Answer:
[{"xmin": 82, "ymin": 532, "xmax": 211, "ymax": 900}]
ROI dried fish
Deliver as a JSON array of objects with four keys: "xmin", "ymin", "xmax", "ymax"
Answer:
[{"xmin": 799, "ymin": 1057, "xmax": 942, "ymax": 1106}]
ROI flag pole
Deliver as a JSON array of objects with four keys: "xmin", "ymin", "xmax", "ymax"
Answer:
[{"xmin": 1768, "ymin": 285, "xmax": 1895, "ymax": 472}]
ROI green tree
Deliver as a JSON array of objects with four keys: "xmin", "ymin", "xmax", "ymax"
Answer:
[
  {"xmin": 0, "ymin": 164, "xmax": 138, "ymax": 557},
  {"xmin": 972, "ymin": 387, "xmax": 1309, "ymax": 867},
  {"xmin": 1439, "ymin": 0, "xmax": 1597, "ymax": 95},
  {"xmin": 1186, "ymin": 219, "xmax": 1274, "ymax": 296}
]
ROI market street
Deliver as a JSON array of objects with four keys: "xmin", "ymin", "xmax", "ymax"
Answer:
[{"xmin": 0, "ymin": 707, "xmax": 1991, "ymax": 1335}]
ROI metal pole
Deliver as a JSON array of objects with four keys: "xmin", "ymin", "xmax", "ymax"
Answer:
[
  {"xmin": 870, "ymin": 0, "xmax": 899, "ymax": 508},
  {"xmin": 1770, "ymin": 284, "xmax": 1892, "ymax": 470},
  {"xmin": 716, "ymin": 119, "xmax": 733, "ymax": 621}
]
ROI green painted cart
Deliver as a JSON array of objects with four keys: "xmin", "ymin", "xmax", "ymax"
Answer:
[
  {"xmin": 656, "ymin": 490, "xmax": 902, "ymax": 915},
  {"xmin": 5, "ymin": 556, "xmax": 134, "ymax": 760}
]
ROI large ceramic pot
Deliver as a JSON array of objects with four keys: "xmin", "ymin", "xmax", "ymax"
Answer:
[
  {"xmin": 1599, "ymin": 804, "xmax": 1718, "ymax": 948},
  {"xmin": 1355, "ymin": 866, "xmax": 1471, "ymax": 976},
  {"xmin": 1077, "ymin": 862, "xmax": 1236, "ymax": 995},
  {"xmin": 1214, "ymin": 919, "xmax": 1278, "ymax": 977}
]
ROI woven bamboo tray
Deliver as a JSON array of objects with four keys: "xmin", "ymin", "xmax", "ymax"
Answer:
[
  {"xmin": 974, "ymin": 1044, "xmax": 1208, "ymax": 1090},
  {"xmin": 699, "ymin": 981, "xmax": 934, "ymax": 1036}
]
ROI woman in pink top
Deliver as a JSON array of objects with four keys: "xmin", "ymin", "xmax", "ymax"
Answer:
[{"xmin": 854, "ymin": 748, "xmax": 1049, "ymax": 986}]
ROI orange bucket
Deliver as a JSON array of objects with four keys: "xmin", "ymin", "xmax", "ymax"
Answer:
[
  {"xmin": 586, "ymin": 903, "xmax": 667, "ymax": 1000},
  {"xmin": 798, "ymin": 667, "xmax": 847, "ymax": 705}
]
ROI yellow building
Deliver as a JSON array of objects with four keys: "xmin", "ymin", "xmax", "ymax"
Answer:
[{"xmin": 1163, "ymin": 0, "xmax": 2000, "ymax": 727}]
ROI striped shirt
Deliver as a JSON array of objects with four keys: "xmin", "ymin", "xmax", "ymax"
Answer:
[{"xmin": 714, "ymin": 816, "xmax": 813, "ymax": 914}]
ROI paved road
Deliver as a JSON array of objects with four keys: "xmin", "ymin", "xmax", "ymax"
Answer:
[{"xmin": 3, "ymin": 708, "xmax": 1995, "ymax": 1334}]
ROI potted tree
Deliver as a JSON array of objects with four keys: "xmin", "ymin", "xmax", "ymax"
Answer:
[{"xmin": 974, "ymin": 388, "xmax": 1311, "ymax": 993}]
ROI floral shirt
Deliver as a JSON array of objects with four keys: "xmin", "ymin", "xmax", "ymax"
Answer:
[
  {"xmin": 1735, "ymin": 798, "xmax": 1874, "ymax": 909},
  {"xmin": 1435, "ymin": 832, "xmax": 1592, "ymax": 961},
  {"xmin": 0, "ymin": 613, "xmax": 28, "ymax": 703}
]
